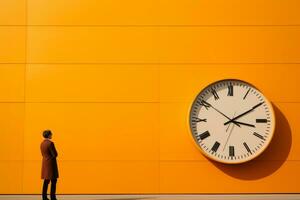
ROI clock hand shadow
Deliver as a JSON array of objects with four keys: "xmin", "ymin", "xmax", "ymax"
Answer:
[{"xmin": 210, "ymin": 103, "xmax": 292, "ymax": 180}]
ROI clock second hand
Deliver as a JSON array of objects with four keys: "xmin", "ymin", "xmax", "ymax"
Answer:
[{"xmin": 224, "ymin": 112, "xmax": 237, "ymax": 151}]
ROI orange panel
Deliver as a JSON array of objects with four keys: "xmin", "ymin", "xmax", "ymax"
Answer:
[
  {"xmin": 160, "ymin": 160, "xmax": 300, "ymax": 193},
  {"xmin": 0, "ymin": 65, "xmax": 25, "ymax": 102},
  {"xmin": 27, "ymin": 27, "xmax": 300, "ymax": 63},
  {"xmin": 24, "ymin": 103, "xmax": 159, "ymax": 161},
  {"xmin": 28, "ymin": 0, "xmax": 300, "ymax": 25},
  {"xmin": 23, "ymin": 160, "xmax": 159, "ymax": 194},
  {"xmin": 0, "ymin": 0, "xmax": 26, "ymax": 25},
  {"xmin": 159, "ymin": 65, "xmax": 300, "ymax": 102},
  {"xmin": 156, "ymin": 0, "xmax": 300, "ymax": 25},
  {"xmin": 26, "ymin": 65, "xmax": 158, "ymax": 102},
  {"xmin": 0, "ymin": 161, "xmax": 23, "ymax": 194},
  {"xmin": 0, "ymin": 27, "xmax": 26, "ymax": 63},
  {"xmin": 0, "ymin": 103, "xmax": 24, "ymax": 161},
  {"xmin": 27, "ymin": 27, "xmax": 158, "ymax": 63},
  {"xmin": 28, "ymin": 0, "xmax": 156, "ymax": 25},
  {"xmin": 273, "ymin": 103, "xmax": 299, "ymax": 161},
  {"xmin": 157, "ymin": 27, "xmax": 300, "ymax": 63}
]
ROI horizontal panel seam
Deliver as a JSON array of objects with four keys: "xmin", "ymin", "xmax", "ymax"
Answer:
[
  {"xmin": 2, "ymin": 63, "xmax": 300, "ymax": 65},
  {"xmin": 159, "ymin": 160, "xmax": 300, "ymax": 162},
  {"xmin": 3, "ymin": 160, "xmax": 300, "ymax": 162},
  {"xmin": 3, "ymin": 160, "xmax": 160, "ymax": 163},
  {"xmin": 1, "ymin": 25, "xmax": 300, "ymax": 27},
  {"xmin": 1, "ymin": 193, "xmax": 300, "ymax": 195},
  {"xmin": 0, "ymin": 101, "xmax": 299, "ymax": 103}
]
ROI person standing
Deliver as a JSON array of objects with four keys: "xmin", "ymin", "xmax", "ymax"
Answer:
[{"xmin": 40, "ymin": 130, "xmax": 59, "ymax": 200}]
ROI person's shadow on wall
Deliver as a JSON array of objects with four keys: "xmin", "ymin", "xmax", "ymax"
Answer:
[{"xmin": 212, "ymin": 103, "xmax": 292, "ymax": 180}]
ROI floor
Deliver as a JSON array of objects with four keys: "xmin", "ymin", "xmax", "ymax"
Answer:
[{"xmin": 0, "ymin": 194, "xmax": 299, "ymax": 200}]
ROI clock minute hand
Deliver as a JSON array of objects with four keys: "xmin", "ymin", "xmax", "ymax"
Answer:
[
  {"xmin": 223, "ymin": 102, "xmax": 264, "ymax": 126},
  {"xmin": 201, "ymin": 100, "xmax": 241, "ymax": 128}
]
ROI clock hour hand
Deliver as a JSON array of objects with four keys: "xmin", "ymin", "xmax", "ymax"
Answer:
[
  {"xmin": 201, "ymin": 100, "xmax": 241, "ymax": 128},
  {"xmin": 223, "ymin": 102, "xmax": 264, "ymax": 126},
  {"xmin": 232, "ymin": 121, "xmax": 255, "ymax": 128}
]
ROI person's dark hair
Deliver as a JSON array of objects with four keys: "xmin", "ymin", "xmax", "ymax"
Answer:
[{"xmin": 43, "ymin": 130, "xmax": 52, "ymax": 139}]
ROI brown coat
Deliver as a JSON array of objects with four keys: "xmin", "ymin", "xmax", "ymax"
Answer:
[{"xmin": 40, "ymin": 139, "xmax": 59, "ymax": 179}]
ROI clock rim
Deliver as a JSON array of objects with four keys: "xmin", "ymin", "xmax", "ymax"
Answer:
[{"xmin": 187, "ymin": 78, "xmax": 276, "ymax": 164}]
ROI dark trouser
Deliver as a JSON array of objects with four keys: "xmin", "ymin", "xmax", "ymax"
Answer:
[{"xmin": 42, "ymin": 179, "xmax": 57, "ymax": 200}]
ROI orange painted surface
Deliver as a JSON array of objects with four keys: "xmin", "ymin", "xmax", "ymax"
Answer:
[{"xmin": 0, "ymin": 0, "xmax": 299, "ymax": 194}]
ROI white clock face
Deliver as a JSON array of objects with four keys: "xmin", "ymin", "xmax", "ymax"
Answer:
[{"xmin": 189, "ymin": 79, "xmax": 275, "ymax": 164}]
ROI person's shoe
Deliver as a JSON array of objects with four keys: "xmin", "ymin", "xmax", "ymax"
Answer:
[{"xmin": 42, "ymin": 196, "xmax": 49, "ymax": 200}]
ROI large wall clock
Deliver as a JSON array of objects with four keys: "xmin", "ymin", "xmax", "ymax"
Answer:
[{"xmin": 189, "ymin": 79, "xmax": 275, "ymax": 164}]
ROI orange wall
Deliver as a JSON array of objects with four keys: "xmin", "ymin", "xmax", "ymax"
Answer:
[{"xmin": 0, "ymin": 0, "xmax": 300, "ymax": 194}]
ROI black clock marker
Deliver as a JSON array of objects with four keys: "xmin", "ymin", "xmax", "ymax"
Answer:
[
  {"xmin": 243, "ymin": 88, "xmax": 251, "ymax": 100},
  {"xmin": 211, "ymin": 89, "xmax": 219, "ymax": 100},
  {"xmin": 197, "ymin": 131, "xmax": 210, "ymax": 140},
  {"xmin": 243, "ymin": 142, "xmax": 252, "ymax": 154},
  {"xmin": 199, "ymin": 100, "xmax": 211, "ymax": 110},
  {"xmin": 229, "ymin": 146, "xmax": 235, "ymax": 157},
  {"xmin": 256, "ymin": 119, "xmax": 268, "ymax": 123},
  {"xmin": 227, "ymin": 84, "xmax": 233, "ymax": 96},
  {"xmin": 253, "ymin": 132, "xmax": 265, "ymax": 141},
  {"xmin": 211, "ymin": 141, "xmax": 220, "ymax": 152},
  {"xmin": 192, "ymin": 117, "xmax": 207, "ymax": 123}
]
